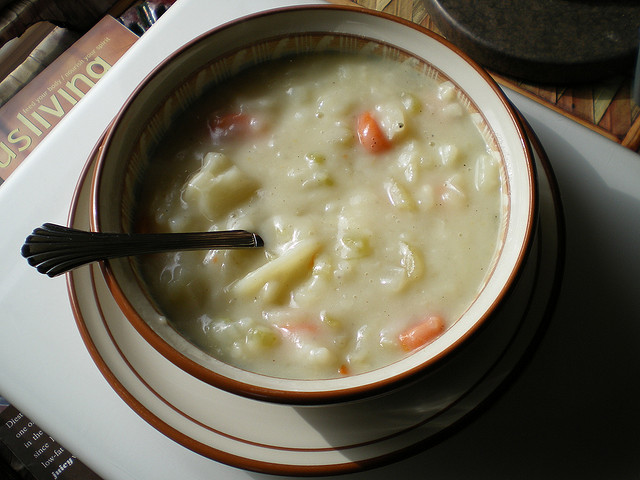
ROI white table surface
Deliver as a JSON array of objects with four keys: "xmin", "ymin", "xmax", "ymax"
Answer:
[{"xmin": 1, "ymin": 1, "xmax": 639, "ymax": 479}]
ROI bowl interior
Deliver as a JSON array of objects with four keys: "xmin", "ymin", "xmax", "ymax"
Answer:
[{"xmin": 91, "ymin": 6, "xmax": 535, "ymax": 403}]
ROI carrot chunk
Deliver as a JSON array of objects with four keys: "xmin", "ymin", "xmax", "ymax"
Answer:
[
  {"xmin": 276, "ymin": 322, "xmax": 319, "ymax": 341},
  {"xmin": 210, "ymin": 113, "xmax": 259, "ymax": 140},
  {"xmin": 356, "ymin": 111, "xmax": 391, "ymax": 153},
  {"xmin": 398, "ymin": 315, "xmax": 445, "ymax": 351}
]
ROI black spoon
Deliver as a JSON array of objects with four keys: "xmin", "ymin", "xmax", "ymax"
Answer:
[{"xmin": 22, "ymin": 223, "xmax": 264, "ymax": 277}]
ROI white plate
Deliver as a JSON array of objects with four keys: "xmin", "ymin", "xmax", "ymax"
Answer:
[{"xmin": 66, "ymin": 125, "xmax": 562, "ymax": 476}]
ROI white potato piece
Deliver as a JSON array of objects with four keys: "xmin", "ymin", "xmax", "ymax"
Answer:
[
  {"xmin": 437, "ymin": 80, "xmax": 457, "ymax": 102},
  {"xmin": 233, "ymin": 240, "xmax": 322, "ymax": 299},
  {"xmin": 474, "ymin": 153, "xmax": 501, "ymax": 192},
  {"xmin": 438, "ymin": 143, "xmax": 460, "ymax": 166},
  {"xmin": 375, "ymin": 102, "xmax": 407, "ymax": 140},
  {"xmin": 182, "ymin": 152, "xmax": 257, "ymax": 220},
  {"xmin": 385, "ymin": 178, "xmax": 417, "ymax": 211}
]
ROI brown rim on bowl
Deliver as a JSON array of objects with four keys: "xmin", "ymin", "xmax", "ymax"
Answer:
[{"xmin": 91, "ymin": 5, "xmax": 537, "ymax": 405}]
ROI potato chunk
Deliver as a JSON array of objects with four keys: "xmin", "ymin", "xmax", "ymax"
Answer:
[
  {"xmin": 182, "ymin": 152, "xmax": 258, "ymax": 220},
  {"xmin": 233, "ymin": 240, "xmax": 322, "ymax": 299},
  {"xmin": 385, "ymin": 178, "xmax": 417, "ymax": 211}
]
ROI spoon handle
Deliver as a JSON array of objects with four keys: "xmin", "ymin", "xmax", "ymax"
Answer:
[{"xmin": 22, "ymin": 223, "xmax": 264, "ymax": 278}]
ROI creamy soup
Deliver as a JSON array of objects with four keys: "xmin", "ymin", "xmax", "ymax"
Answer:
[{"xmin": 134, "ymin": 52, "xmax": 504, "ymax": 379}]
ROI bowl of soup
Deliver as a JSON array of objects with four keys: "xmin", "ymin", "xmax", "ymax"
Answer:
[{"xmin": 91, "ymin": 5, "xmax": 536, "ymax": 405}]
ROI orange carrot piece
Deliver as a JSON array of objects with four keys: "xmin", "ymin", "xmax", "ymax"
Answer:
[
  {"xmin": 338, "ymin": 364, "xmax": 350, "ymax": 376},
  {"xmin": 356, "ymin": 111, "xmax": 391, "ymax": 153},
  {"xmin": 277, "ymin": 322, "xmax": 319, "ymax": 339},
  {"xmin": 399, "ymin": 315, "xmax": 445, "ymax": 351},
  {"xmin": 210, "ymin": 113, "xmax": 258, "ymax": 140}
]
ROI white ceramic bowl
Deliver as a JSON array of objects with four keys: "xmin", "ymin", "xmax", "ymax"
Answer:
[{"xmin": 91, "ymin": 5, "xmax": 536, "ymax": 405}]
